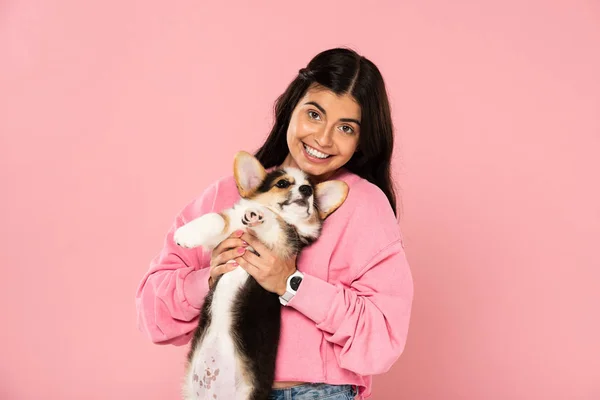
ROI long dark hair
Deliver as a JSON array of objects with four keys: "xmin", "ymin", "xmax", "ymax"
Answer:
[{"xmin": 254, "ymin": 48, "xmax": 398, "ymax": 216}]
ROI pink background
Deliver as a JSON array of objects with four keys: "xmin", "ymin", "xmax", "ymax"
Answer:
[{"xmin": 1, "ymin": 1, "xmax": 599, "ymax": 399}]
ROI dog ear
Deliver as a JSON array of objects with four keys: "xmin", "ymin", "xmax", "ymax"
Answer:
[
  {"xmin": 314, "ymin": 180, "xmax": 349, "ymax": 220},
  {"xmin": 233, "ymin": 151, "xmax": 267, "ymax": 198}
]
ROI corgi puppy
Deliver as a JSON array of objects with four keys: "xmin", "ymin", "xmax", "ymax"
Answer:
[{"xmin": 173, "ymin": 151, "xmax": 348, "ymax": 400}]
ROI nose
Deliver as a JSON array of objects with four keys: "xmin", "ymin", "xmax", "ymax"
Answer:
[
  {"xmin": 314, "ymin": 127, "xmax": 334, "ymax": 147},
  {"xmin": 299, "ymin": 185, "xmax": 313, "ymax": 197}
]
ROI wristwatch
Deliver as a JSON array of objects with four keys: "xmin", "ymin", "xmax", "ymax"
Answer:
[{"xmin": 279, "ymin": 270, "xmax": 304, "ymax": 306}]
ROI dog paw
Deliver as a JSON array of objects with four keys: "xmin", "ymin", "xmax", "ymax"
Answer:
[
  {"xmin": 174, "ymin": 223, "xmax": 201, "ymax": 248},
  {"xmin": 242, "ymin": 208, "xmax": 264, "ymax": 227},
  {"xmin": 173, "ymin": 213, "xmax": 226, "ymax": 249}
]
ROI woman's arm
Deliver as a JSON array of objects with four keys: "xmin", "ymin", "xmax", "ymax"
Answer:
[
  {"xmin": 135, "ymin": 183, "xmax": 217, "ymax": 345},
  {"xmin": 288, "ymin": 239, "xmax": 413, "ymax": 376}
]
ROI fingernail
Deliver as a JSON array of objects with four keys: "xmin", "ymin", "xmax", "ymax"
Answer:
[
  {"xmin": 237, "ymin": 247, "xmax": 245, "ymax": 254},
  {"xmin": 234, "ymin": 230, "xmax": 243, "ymax": 237},
  {"xmin": 231, "ymin": 262, "xmax": 239, "ymax": 267},
  {"xmin": 242, "ymin": 240, "xmax": 248, "ymax": 246}
]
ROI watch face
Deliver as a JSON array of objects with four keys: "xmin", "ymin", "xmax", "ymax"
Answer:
[{"xmin": 290, "ymin": 276, "xmax": 303, "ymax": 291}]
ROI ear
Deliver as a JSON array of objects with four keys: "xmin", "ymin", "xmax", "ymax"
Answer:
[
  {"xmin": 314, "ymin": 180, "xmax": 349, "ymax": 220},
  {"xmin": 233, "ymin": 151, "xmax": 267, "ymax": 198}
]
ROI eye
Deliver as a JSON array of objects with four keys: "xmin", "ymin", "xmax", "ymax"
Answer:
[
  {"xmin": 308, "ymin": 110, "xmax": 321, "ymax": 121},
  {"xmin": 339, "ymin": 125, "xmax": 355, "ymax": 134},
  {"xmin": 276, "ymin": 179, "xmax": 290, "ymax": 188}
]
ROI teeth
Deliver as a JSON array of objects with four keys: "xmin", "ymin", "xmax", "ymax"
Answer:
[{"xmin": 304, "ymin": 144, "xmax": 330, "ymax": 159}]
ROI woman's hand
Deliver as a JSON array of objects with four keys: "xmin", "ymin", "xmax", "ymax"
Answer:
[
  {"xmin": 208, "ymin": 230, "xmax": 248, "ymax": 288},
  {"xmin": 236, "ymin": 229, "xmax": 297, "ymax": 296}
]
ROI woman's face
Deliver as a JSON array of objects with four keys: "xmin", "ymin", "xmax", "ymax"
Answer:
[{"xmin": 283, "ymin": 85, "xmax": 361, "ymax": 182}]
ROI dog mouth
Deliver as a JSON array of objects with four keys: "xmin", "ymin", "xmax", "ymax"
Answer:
[
  {"xmin": 293, "ymin": 199, "xmax": 307, "ymax": 207},
  {"xmin": 279, "ymin": 198, "xmax": 307, "ymax": 207},
  {"xmin": 279, "ymin": 198, "xmax": 310, "ymax": 215}
]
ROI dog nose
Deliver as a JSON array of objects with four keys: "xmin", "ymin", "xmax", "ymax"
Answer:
[{"xmin": 299, "ymin": 185, "xmax": 313, "ymax": 197}]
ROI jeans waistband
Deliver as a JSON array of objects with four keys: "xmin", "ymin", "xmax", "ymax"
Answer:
[{"xmin": 269, "ymin": 383, "xmax": 356, "ymax": 399}]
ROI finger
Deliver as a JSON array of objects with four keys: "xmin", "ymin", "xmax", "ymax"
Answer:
[
  {"xmin": 229, "ymin": 229, "xmax": 245, "ymax": 238},
  {"xmin": 212, "ymin": 237, "xmax": 248, "ymax": 257},
  {"xmin": 240, "ymin": 231, "xmax": 269, "ymax": 257},
  {"xmin": 213, "ymin": 246, "xmax": 247, "ymax": 267},
  {"xmin": 235, "ymin": 256, "xmax": 260, "ymax": 278},
  {"xmin": 213, "ymin": 262, "xmax": 239, "ymax": 277},
  {"xmin": 213, "ymin": 237, "xmax": 246, "ymax": 254},
  {"xmin": 240, "ymin": 250, "xmax": 262, "ymax": 269}
]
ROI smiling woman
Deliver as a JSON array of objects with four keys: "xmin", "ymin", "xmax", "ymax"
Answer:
[
  {"xmin": 282, "ymin": 86, "xmax": 361, "ymax": 181},
  {"xmin": 255, "ymin": 49, "xmax": 397, "ymax": 213},
  {"xmin": 136, "ymin": 48, "xmax": 413, "ymax": 400}
]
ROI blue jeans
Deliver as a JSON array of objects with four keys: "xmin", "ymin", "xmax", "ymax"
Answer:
[{"xmin": 268, "ymin": 383, "xmax": 357, "ymax": 400}]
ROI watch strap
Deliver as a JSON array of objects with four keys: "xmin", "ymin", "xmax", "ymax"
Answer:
[{"xmin": 279, "ymin": 270, "xmax": 304, "ymax": 306}]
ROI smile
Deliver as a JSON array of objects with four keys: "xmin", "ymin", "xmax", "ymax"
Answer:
[{"xmin": 303, "ymin": 143, "xmax": 331, "ymax": 159}]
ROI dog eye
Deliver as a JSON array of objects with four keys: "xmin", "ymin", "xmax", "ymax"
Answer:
[{"xmin": 276, "ymin": 179, "xmax": 290, "ymax": 188}]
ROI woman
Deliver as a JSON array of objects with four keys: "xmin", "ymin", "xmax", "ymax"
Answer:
[{"xmin": 136, "ymin": 48, "xmax": 414, "ymax": 400}]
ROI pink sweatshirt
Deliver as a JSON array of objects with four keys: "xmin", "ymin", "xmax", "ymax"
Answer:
[{"xmin": 135, "ymin": 168, "xmax": 414, "ymax": 399}]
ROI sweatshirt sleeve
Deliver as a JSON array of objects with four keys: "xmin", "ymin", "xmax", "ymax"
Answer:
[
  {"xmin": 288, "ymin": 239, "xmax": 413, "ymax": 375},
  {"xmin": 286, "ymin": 176, "xmax": 414, "ymax": 376},
  {"xmin": 135, "ymin": 183, "xmax": 217, "ymax": 345}
]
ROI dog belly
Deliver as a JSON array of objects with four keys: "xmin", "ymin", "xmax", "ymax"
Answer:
[
  {"xmin": 185, "ymin": 330, "xmax": 248, "ymax": 400},
  {"xmin": 184, "ymin": 267, "xmax": 253, "ymax": 400}
]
